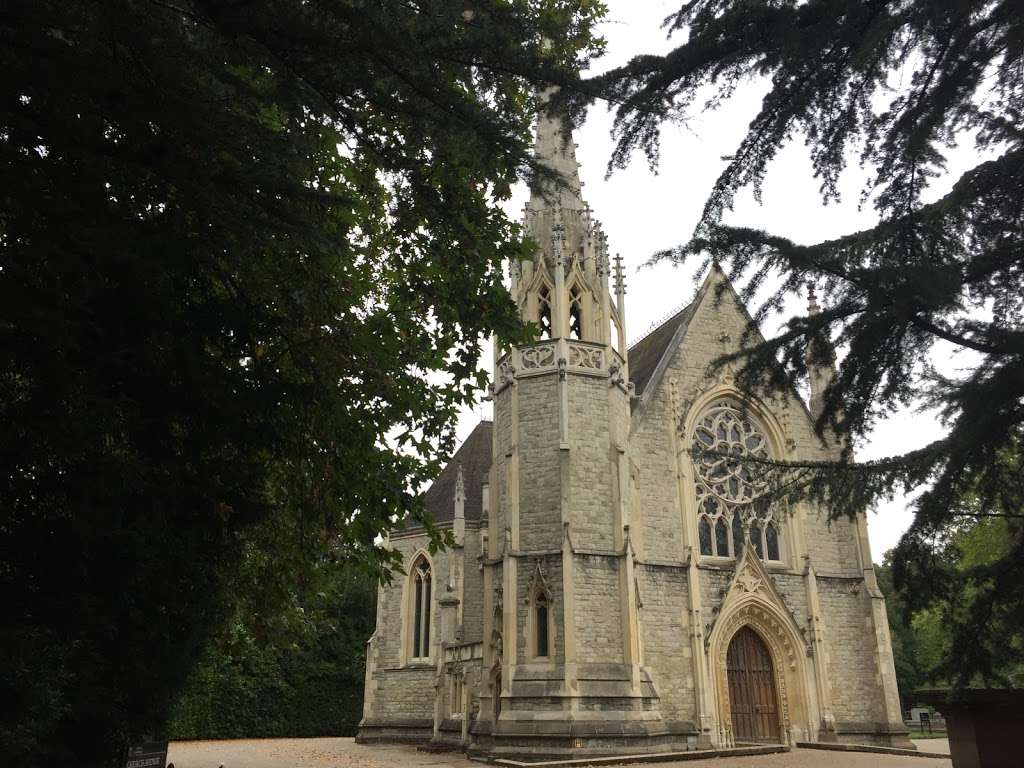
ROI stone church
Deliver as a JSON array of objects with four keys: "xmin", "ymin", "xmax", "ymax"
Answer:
[{"xmin": 357, "ymin": 104, "xmax": 910, "ymax": 759}]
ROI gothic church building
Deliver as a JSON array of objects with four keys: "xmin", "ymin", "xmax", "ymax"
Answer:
[{"xmin": 357, "ymin": 106, "xmax": 910, "ymax": 758}]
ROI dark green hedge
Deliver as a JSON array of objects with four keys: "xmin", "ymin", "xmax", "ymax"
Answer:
[{"xmin": 168, "ymin": 571, "xmax": 374, "ymax": 739}]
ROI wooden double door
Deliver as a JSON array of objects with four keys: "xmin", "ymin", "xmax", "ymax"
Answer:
[{"xmin": 726, "ymin": 627, "xmax": 781, "ymax": 743}]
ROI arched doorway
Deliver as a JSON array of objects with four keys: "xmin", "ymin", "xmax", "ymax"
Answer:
[{"xmin": 726, "ymin": 627, "xmax": 780, "ymax": 742}]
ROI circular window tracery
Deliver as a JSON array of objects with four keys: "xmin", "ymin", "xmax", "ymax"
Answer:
[{"xmin": 691, "ymin": 398, "xmax": 783, "ymax": 561}]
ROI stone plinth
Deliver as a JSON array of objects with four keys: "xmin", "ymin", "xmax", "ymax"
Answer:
[{"xmin": 917, "ymin": 688, "xmax": 1024, "ymax": 768}]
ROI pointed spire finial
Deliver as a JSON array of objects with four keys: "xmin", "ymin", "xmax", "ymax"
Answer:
[
  {"xmin": 528, "ymin": 87, "xmax": 585, "ymax": 212},
  {"xmin": 454, "ymin": 461, "xmax": 466, "ymax": 504},
  {"xmin": 613, "ymin": 252, "xmax": 626, "ymax": 296}
]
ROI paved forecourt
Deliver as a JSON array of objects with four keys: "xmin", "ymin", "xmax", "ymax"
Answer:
[{"xmin": 167, "ymin": 738, "xmax": 950, "ymax": 768}]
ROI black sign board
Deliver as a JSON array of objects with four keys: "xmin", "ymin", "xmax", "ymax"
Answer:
[{"xmin": 123, "ymin": 742, "xmax": 167, "ymax": 768}]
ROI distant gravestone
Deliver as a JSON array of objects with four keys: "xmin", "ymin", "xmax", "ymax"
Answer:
[
  {"xmin": 909, "ymin": 706, "xmax": 930, "ymax": 725},
  {"xmin": 919, "ymin": 711, "xmax": 932, "ymax": 732},
  {"xmin": 123, "ymin": 742, "xmax": 167, "ymax": 768}
]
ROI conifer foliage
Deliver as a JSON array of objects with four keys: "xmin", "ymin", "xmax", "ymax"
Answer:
[
  {"xmin": 0, "ymin": 1, "xmax": 604, "ymax": 764},
  {"xmin": 576, "ymin": 0, "xmax": 1024, "ymax": 686}
]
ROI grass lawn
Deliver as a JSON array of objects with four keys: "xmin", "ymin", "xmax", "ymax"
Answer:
[{"xmin": 909, "ymin": 730, "xmax": 948, "ymax": 739}]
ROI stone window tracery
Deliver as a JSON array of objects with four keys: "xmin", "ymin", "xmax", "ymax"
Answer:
[
  {"xmin": 691, "ymin": 398, "xmax": 784, "ymax": 562},
  {"xmin": 538, "ymin": 285, "xmax": 552, "ymax": 339},
  {"xmin": 410, "ymin": 555, "xmax": 432, "ymax": 659},
  {"xmin": 450, "ymin": 672, "xmax": 465, "ymax": 716},
  {"xmin": 527, "ymin": 565, "xmax": 554, "ymax": 661},
  {"xmin": 568, "ymin": 284, "xmax": 583, "ymax": 340}
]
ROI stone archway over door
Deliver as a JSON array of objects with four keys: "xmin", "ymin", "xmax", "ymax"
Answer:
[{"xmin": 727, "ymin": 627, "xmax": 780, "ymax": 742}]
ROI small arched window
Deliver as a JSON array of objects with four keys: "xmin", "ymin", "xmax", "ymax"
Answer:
[
  {"xmin": 410, "ymin": 555, "xmax": 432, "ymax": 660},
  {"xmin": 538, "ymin": 285, "xmax": 552, "ymax": 340},
  {"xmin": 691, "ymin": 397, "xmax": 785, "ymax": 562},
  {"xmin": 535, "ymin": 593, "xmax": 550, "ymax": 658},
  {"xmin": 568, "ymin": 284, "xmax": 583, "ymax": 340}
]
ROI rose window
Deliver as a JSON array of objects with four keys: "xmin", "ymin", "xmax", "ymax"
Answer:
[{"xmin": 691, "ymin": 398, "xmax": 782, "ymax": 561}]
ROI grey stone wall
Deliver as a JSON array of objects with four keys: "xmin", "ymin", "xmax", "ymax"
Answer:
[
  {"xmin": 636, "ymin": 564, "xmax": 695, "ymax": 719},
  {"xmin": 515, "ymin": 553, "xmax": 564, "ymax": 664},
  {"xmin": 461, "ymin": 523, "xmax": 484, "ymax": 643},
  {"xmin": 568, "ymin": 375, "xmax": 615, "ymax": 551},
  {"xmin": 628, "ymin": 386, "xmax": 683, "ymax": 562},
  {"xmin": 574, "ymin": 555, "xmax": 623, "ymax": 664},
  {"xmin": 818, "ymin": 578, "xmax": 883, "ymax": 726},
  {"xmin": 364, "ymin": 533, "xmax": 445, "ymax": 724},
  {"xmin": 518, "ymin": 375, "xmax": 562, "ymax": 550},
  {"xmin": 494, "ymin": 382, "xmax": 514, "ymax": 544}
]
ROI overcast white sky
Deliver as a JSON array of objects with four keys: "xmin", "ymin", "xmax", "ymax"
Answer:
[{"xmin": 455, "ymin": 0, "xmax": 985, "ymax": 563}]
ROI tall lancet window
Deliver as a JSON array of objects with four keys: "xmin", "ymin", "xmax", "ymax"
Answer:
[
  {"xmin": 538, "ymin": 285, "xmax": 552, "ymax": 340},
  {"xmin": 691, "ymin": 398, "xmax": 784, "ymax": 562},
  {"xmin": 535, "ymin": 593, "xmax": 550, "ymax": 657},
  {"xmin": 568, "ymin": 284, "xmax": 583, "ymax": 340},
  {"xmin": 410, "ymin": 555, "xmax": 432, "ymax": 660}
]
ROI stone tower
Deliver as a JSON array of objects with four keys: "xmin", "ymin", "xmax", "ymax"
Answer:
[{"xmin": 475, "ymin": 97, "xmax": 690, "ymax": 758}]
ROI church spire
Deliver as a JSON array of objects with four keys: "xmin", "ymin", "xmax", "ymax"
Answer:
[
  {"xmin": 527, "ymin": 88, "xmax": 586, "ymax": 212},
  {"xmin": 513, "ymin": 89, "xmax": 625, "ymax": 351}
]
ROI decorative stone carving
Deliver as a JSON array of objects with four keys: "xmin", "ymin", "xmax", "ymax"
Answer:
[
  {"xmin": 735, "ymin": 569, "xmax": 762, "ymax": 594},
  {"xmin": 520, "ymin": 343, "xmax": 555, "ymax": 370},
  {"xmin": 704, "ymin": 546, "xmax": 816, "ymax": 746},
  {"xmin": 497, "ymin": 357, "xmax": 516, "ymax": 387},
  {"xmin": 568, "ymin": 342, "xmax": 602, "ymax": 369},
  {"xmin": 714, "ymin": 604, "xmax": 795, "ymax": 737},
  {"xmin": 609, "ymin": 361, "xmax": 627, "ymax": 390},
  {"xmin": 526, "ymin": 560, "xmax": 552, "ymax": 604},
  {"xmin": 689, "ymin": 396, "xmax": 786, "ymax": 561}
]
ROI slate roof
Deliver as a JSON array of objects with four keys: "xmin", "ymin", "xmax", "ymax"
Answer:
[
  {"xmin": 419, "ymin": 420, "xmax": 493, "ymax": 526},
  {"xmin": 628, "ymin": 302, "xmax": 696, "ymax": 397}
]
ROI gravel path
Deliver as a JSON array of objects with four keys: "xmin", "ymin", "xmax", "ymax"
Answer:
[
  {"xmin": 911, "ymin": 738, "xmax": 949, "ymax": 755},
  {"xmin": 167, "ymin": 738, "xmax": 952, "ymax": 768}
]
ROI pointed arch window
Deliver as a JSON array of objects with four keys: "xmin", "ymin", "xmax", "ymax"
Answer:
[
  {"xmin": 410, "ymin": 555, "xmax": 432, "ymax": 660},
  {"xmin": 568, "ymin": 284, "xmax": 583, "ymax": 340},
  {"xmin": 538, "ymin": 285, "xmax": 552, "ymax": 340},
  {"xmin": 535, "ymin": 593, "xmax": 550, "ymax": 658},
  {"xmin": 765, "ymin": 521, "xmax": 780, "ymax": 561},
  {"xmin": 528, "ymin": 583, "xmax": 554, "ymax": 660},
  {"xmin": 691, "ymin": 397, "xmax": 785, "ymax": 562}
]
